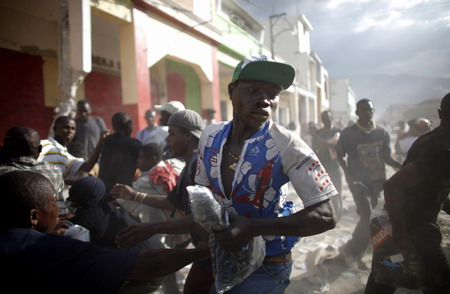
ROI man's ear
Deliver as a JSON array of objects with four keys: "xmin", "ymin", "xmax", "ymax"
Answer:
[
  {"xmin": 30, "ymin": 209, "xmax": 39, "ymax": 227},
  {"xmin": 228, "ymin": 83, "xmax": 235, "ymax": 100}
]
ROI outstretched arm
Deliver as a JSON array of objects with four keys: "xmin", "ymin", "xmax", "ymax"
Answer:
[
  {"xmin": 129, "ymin": 243, "xmax": 210, "ymax": 281},
  {"xmin": 110, "ymin": 183, "xmax": 175, "ymax": 211},
  {"xmin": 214, "ymin": 199, "xmax": 336, "ymax": 251},
  {"xmin": 384, "ymin": 154, "xmax": 402, "ymax": 170},
  {"xmin": 116, "ymin": 215, "xmax": 196, "ymax": 248},
  {"xmin": 79, "ymin": 130, "xmax": 109, "ymax": 173}
]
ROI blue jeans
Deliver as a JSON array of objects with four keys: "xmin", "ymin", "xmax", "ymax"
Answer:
[{"xmin": 209, "ymin": 260, "xmax": 293, "ymax": 294}]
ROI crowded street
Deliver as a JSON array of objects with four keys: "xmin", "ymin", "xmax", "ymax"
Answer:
[
  {"xmin": 2, "ymin": 1, "xmax": 450, "ymax": 293},
  {"xmin": 158, "ymin": 164, "xmax": 450, "ymax": 294}
]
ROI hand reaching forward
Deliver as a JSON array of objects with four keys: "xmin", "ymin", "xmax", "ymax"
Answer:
[
  {"xmin": 110, "ymin": 183, "xmax": 136, "ymax": 201},
  {"xmin": 213, "ymin": 213, "xmax": 255, "ymax": 251}
]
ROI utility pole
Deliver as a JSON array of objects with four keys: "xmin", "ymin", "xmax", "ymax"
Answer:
[{"xmin": 269, "ymin": 13, "xmax": 286, "ymax": 59}]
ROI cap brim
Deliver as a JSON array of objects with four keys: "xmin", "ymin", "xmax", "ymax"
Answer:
[
  {"xmin": 190, "ymin": 129, "xmax": 202, "ymax": 139},
  {"xmin": 235, "ymin": 61, "xmax": 295, "ymax": 90}
]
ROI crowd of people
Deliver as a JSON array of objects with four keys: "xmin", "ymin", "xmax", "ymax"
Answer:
[{"xmin": 1, "ymin": 54, "xmax": 449, "ymax": 294}]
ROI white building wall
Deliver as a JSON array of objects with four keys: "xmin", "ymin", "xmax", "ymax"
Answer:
[{"xmin": 330, "ymin": 78, "xmax": 357, "ymax": 125}]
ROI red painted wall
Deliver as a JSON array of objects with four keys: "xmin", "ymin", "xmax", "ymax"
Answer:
[
  {"xmin": 84, "ymin": 71, "xmax": 138, "ymax": 135},
  {"xmin": 167, "ymin": 72, "xmax": 186, "ymax": 105},
  {"xmin": 0, "ymin": 48, "xmax": 55, "ymax": 141}
]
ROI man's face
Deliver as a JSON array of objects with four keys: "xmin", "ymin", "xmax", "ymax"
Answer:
[
  {"xmin": 159, "ymin": 111, "xmax": 171, "ymax": 126},
  {"xmin": 356, "ymin": 101, "xmax": 375, "ymax": 124},
  {"xmin": 76, "ymin": 103, "xmax": 91, "ymax": 122},
  {"xmin": 54, "ymin": 118, "xmax": 76, "ymax": 146},
  {"xmin": 166, "ymin": 126, "xmax": 189, "ymax": 158},
  {"xmin": 321, "ymin": 111, "xmax": 332, "ymax": 128},
  {"xmin": 229, "ymin": 79, "xmax": 281, "ymax": 130},
  {"xmin": 145, "ymin": 111, "xmax": 156, "ymax": 128},
  {"xmin": 136, "ymin": 151, "xmax": 155, "ymax": 172}
]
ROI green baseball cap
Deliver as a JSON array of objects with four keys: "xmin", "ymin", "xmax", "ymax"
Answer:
[{"xmin": 231, "ymin": 55, "xmax": 295, "ymax": 90}]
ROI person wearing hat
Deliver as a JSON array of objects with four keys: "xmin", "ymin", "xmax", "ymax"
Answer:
[
  {"xmin": 155, "ymin": 101, "xmax": 186, "ymax": 126},
  {"xmin": 153, "ymin": 101, "xmax": 186, "ymax": 160},
  {"xmin": 195, "ymin": 54, "xmax": 338, "ymax": 293},
  {"xmin": 111, "ymin": 109, "xmax": 214, "ymax": 293}
]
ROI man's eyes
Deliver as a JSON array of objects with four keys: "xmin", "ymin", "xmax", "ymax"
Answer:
[{"xmin": 245, "ymin": 87, "xmax": 280, "ymax": 99}]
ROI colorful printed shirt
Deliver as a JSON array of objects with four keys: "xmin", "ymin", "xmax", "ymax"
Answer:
[{"xmin": 195, "ymin": 121, "xmax": 337, "ymax": 256}]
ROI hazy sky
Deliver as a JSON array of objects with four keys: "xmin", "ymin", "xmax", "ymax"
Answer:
[{"xmin": 236, "ymin": 0, "xmax": 450, "ymax": 79}]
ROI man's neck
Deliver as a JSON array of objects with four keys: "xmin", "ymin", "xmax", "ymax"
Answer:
[
  {"xmin": 439, "ymin": 121, "xmax": 450, "ymax": 132},
  {"xmin": 54, "ymin": 137, "xmax": 69, "ymax": 147},
  {"xmin": 356, "ymin": 120, "xmax": 376, "ymax": 132},
  {"xmin": 183, "ymin": 145, "xmax": 196, "ymax": 163},
  {"xmin": 230, "ymin": 119, "xmax": 265, "ymax": 145},
  {"xmin": 323, "ymin": 124, "xmax": 332, "ymax": 131},
  {"xmin": 357, "ymin": 119, "xmax": 371, "ymax": 128}
]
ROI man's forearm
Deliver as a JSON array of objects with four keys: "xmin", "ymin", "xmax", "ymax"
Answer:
[
  {"xmin": 138, "ymin": 193, "xmax": 175, "ymax": 211},
  {"xmin": 130, "ymin": 246, "xmax": 209, "ymax": 281},
  {"xmin": 337, "ymin": 157, "xmax": 348, "ymax": 175},
  {"xmin": 384, "ymin": 155, "xmax": 402, "ymax": 169},
  {"xmin": 250, "ymin": 200, "xmax": 336, "ymax": 238},
  {"xmin": 153, "ymin": 214, "xmax": 195, "ymax": 235},
  {"xmin": 79, "ymin": 142, "xmax": 103, "ymax": 172}
]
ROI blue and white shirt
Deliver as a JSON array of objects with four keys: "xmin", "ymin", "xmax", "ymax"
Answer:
[{"xmin": 195, "ymin": 120, "xmax": 337, "ymax": 256}]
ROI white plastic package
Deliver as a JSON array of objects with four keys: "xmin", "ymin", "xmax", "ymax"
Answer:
[
  {"xmin": 187, "ymin": 185, "xmax": 265, "ymax": 293},
  {"xmin": 63, "ymin": 224, "xmax": 90, "ymax": 242}
]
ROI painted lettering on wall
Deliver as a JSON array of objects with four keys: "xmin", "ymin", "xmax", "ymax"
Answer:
[{"xmin": 92, "ymin": 55, "xmax": 121, "ymax": 71}]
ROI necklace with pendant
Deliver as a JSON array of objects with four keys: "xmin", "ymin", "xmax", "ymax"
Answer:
[{"xmin": 224, "ymin": 144, "xmax": 239, "ymax": 170}]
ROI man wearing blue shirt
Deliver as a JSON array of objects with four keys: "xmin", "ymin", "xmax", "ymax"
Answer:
[{"xmin": 195, "ymin": 55, "xmax": 337, "ymax": 293}]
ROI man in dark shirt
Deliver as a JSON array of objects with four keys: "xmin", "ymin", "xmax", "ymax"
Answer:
[
  {"xmin": 0, "ymin": 171, "xmax": 209, "ymax": 294},
  {"xmin": 336, "ymin": 99, "xmax": 401, "ymax": 270},
  {"xmin": 365, "ymin": 92, "xmax": 450, "ymax": 293},
  {"xmin": 71, "ymin": 100, "xmax": 108, "ymax": 157},
  {"xmin": 99, "ymin": 112, "xmax": 141, "ymax": 194}
]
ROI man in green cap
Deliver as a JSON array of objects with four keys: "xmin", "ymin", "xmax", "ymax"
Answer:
[{"xmin": 195, "ymin": 54, "xmax": 338, "ymax": 293}]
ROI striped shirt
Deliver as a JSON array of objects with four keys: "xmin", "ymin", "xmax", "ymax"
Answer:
[{"xmin": 38, "ymin": 138, "xmax": 84, "ymax": 179}]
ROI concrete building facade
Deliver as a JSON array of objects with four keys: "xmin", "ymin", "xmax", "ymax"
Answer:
[
  {"xmin": 0, "ymin": 0, "xmax": 331, "ymax": 141},
  {"xmin": 330, "ymin": 78, "xmax": 357, "ymax": 127}
]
